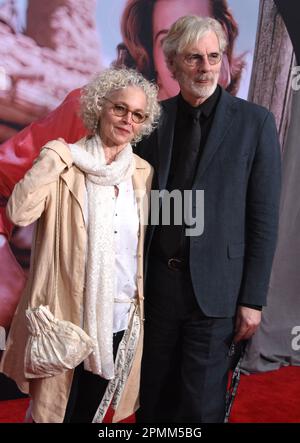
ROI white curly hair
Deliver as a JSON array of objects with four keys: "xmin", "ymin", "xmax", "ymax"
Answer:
[{"xmin": 80, "ymin": 67, "xmax": 161, "ymax": 143}]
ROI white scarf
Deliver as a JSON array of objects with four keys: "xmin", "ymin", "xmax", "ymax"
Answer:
[{"xmin": 69, "ymin": 134, "xmax": 135, "ymax": 379}]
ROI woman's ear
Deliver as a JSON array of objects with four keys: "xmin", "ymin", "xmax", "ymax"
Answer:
[{"xmin": 95, "ymin": 96, "xmax": 103, "ymax": 112}]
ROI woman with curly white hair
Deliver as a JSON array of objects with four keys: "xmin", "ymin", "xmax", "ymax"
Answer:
[{"xmin": 0, "ymin": 68, "xmax": 160, "ymax": 423}]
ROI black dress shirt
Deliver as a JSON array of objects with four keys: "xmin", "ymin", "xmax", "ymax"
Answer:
[{"xmin": 151, "ymin": 86, "xmax": 221, "ymax": 260}]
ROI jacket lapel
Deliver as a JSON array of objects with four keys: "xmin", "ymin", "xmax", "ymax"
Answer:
[
  {"xmin": 60, "ymin": 167, "xmax": 86, "ymax": 222},
  {"xmin": 132, "ymin": 155, "xmax": 150, "ymax": 234},
  {"xmin": 193, "ymin": 89, "xmax": 238, "ymax": 185},
  {"xmin": 156, "ymin": 91, "xmax": 238, "ymax": 189},
  {"xmin": 44, "ymin": 139, "xmax": 86, "ymax": 224}
]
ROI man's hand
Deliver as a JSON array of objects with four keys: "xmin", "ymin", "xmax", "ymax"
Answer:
[
  {"xmin": 0, "ymin": 235, "xmax": 27, "ymax": 329},
  {"xmin": 233, "ymin": 306, "xmax": 262, "ymax": 343}
]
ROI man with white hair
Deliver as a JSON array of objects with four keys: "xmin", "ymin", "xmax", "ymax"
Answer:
[{"xmin": 135, "ymin": 15, "xmax": 281, "ymax": 422}]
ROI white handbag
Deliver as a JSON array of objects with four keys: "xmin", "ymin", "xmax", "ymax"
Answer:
[{"xmin": 24, "ymin": 305, "xmax": 95, "ymax": 378}]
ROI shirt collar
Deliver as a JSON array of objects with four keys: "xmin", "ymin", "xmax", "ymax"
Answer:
[{"xmin": 178, "ymin": 84, "xmax": 221, "ymax": 119}]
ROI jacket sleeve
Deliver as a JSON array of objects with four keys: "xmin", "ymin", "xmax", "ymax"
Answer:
[
  {"xmin": 0, "ymin": 88, "xmax": 87, "ymax": 238},
  {"xmin": 238, "ymin": 111, "xmax": 282, "ymax": 306},
  {"xmin": 6, "ymin": 142, "xmax": 73, "ymax": 227}
]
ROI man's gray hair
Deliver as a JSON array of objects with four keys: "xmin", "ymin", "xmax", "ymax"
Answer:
[
  {"xmin": 162, "ymin": 15, "xmax": 228, "ymax": 66},
  {"xmin": 81, "ymin": 67, "xmax": 161, "ymax": 143}
]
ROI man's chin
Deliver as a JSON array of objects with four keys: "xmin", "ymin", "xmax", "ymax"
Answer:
[{"xmin": 192, "ymin": 82, "xmax": 217, "ymax": 99}]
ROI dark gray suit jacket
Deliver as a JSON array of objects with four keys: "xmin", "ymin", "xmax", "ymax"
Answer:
[{"xmin": 135, "ymin": 88, "xmax": 281, "ymax": 317}]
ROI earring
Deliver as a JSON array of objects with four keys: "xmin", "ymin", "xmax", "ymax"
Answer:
[{"xmin": 93, "ymin": 120, "xmax": 99, "ymax": 134}]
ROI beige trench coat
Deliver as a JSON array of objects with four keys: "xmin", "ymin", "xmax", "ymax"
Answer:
[{"xmin": 0, "ymin": 139, "xmax": 153, "ymax": 423}]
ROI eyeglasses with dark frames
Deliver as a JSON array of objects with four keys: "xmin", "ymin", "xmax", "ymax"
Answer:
[
  {"xmin": 103, "ymin": 97, "xmax": 149, "ymax": 124},
  {"xmin": 182, "ymin": 52, "xmax": 222, "ymax": 67}
]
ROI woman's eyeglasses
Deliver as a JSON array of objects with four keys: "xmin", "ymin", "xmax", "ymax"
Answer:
[
  {"xmin": 103, "ymin": 97, "xmax": 149, "ymax": 124},
  {"xmin": 182, "ymin": 52, "xmax": 222, "ymax": 67}
]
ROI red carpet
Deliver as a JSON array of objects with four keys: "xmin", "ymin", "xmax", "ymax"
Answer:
[
  {"xmin": 230, "ymin": 366, "xmax": 300, "ymax": 423},
  {"xmin": 0, "ymin": 366, "xmax": 299, "ymax": 423},
  {"xmin": 0, "ymin": 398, "xmax": 29, "ymax": 423}
]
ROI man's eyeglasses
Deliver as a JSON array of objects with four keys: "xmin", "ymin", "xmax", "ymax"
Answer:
[
  {"xmin": 103, "ymin": 97, "xmax": 148, "ymax": 124},
  {"xmin": 182, "ymin": 52, "xmax": 222, "ymax": 67}
]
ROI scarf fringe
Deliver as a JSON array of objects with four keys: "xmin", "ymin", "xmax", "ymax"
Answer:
[{"xmin": 92, "ymin": 302, "xmax": 141, "ymax": 423}]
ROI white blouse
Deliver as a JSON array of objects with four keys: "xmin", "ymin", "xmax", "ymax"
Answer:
[{"xmin": 83, "ymin": 177, "xmax": 139, "ymax": 333}]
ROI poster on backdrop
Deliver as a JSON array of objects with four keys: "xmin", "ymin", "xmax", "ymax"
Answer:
[{"xmin": 0, "ymin": 0, "xmax": 259, "ymax": 141}]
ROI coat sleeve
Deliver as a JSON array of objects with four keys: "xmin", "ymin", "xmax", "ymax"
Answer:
[
  {"xmin": 238, "ymin": 111, "xmax": 282, "ymax": 306},
  {"xmin": 0, "ymin": 88, "xmax": 87, "ymax": 238},
  {"xmin": 6, "ymin": 142, "xmax": 73, "ymax": 227}
]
